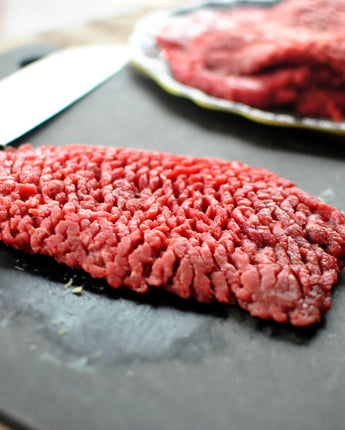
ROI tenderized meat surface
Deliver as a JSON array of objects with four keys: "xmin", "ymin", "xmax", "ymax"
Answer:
[
  {"xmin": 156, "ymin": 0, "xmax": 345, "ymax": 121},
  {"xmin": 0, "ymin": 144, "xmax": 344, "ymax": 326}
]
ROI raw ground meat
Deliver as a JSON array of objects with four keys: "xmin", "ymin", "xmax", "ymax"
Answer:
[
  {"xmin": 156, "ymin": 0, "xmax": 345, "ymax": 121},
  {"xmin": 1, "ymin": 144, "xmax": 345, "ymax": 326}
]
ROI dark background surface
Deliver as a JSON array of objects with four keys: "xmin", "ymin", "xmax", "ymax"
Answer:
[{"xmin": 1, "ymin": 46, "xmax": 345, "ymax": 430}]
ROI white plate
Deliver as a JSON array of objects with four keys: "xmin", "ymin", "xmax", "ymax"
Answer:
[{"xmin": 129, "ymin": 0, "xmax": 345, "ymax": 134}]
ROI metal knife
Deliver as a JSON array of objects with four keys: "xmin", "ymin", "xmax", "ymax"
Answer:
[{"xmin": 0, "ymin": 43, "xmax": 128, "ymax": 146}]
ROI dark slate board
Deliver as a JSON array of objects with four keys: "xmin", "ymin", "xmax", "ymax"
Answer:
[{"xmin": 1, "ymin": 45, "xmax": 345, "ymax": 430}]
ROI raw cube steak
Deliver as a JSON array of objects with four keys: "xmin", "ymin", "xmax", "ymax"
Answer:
[
  {"xmin": 156, "ymin": 0, "xmax": 345, "ymax": 121},
  {"xmin": 0, "ymin": 144, "xmax": 344, "ymax": 326}
]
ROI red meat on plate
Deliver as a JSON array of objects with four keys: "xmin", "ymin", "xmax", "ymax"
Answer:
[
  {"xmin": 0, "ymin": 144, "xmax": 344, "ymax": 326},
  {"xmin": 156, "ymin": 0, "xmax": 345, "ymax": 121}
]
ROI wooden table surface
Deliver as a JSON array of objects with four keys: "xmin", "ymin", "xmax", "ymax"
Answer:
[
  {"xmin": 0, "ymin": 4, "xmax": 175, "ymax": 54},
  {"xmin": 0, "ymin": 4, "xmax": 182, "ymax": 429}
]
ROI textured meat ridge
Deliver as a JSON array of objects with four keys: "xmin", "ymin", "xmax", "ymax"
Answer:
[
  {"xmin": 156, "ymin": 0, "xmax": 345, "ymax": 121},
  {"xmin": 0, "ymin": 144, "xmax": 345, "ymax": 326}
]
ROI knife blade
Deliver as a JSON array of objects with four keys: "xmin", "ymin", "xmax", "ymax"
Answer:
[{"xmin": 0, "ymin": 43, "xmax": 128, "ymax": 146}]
